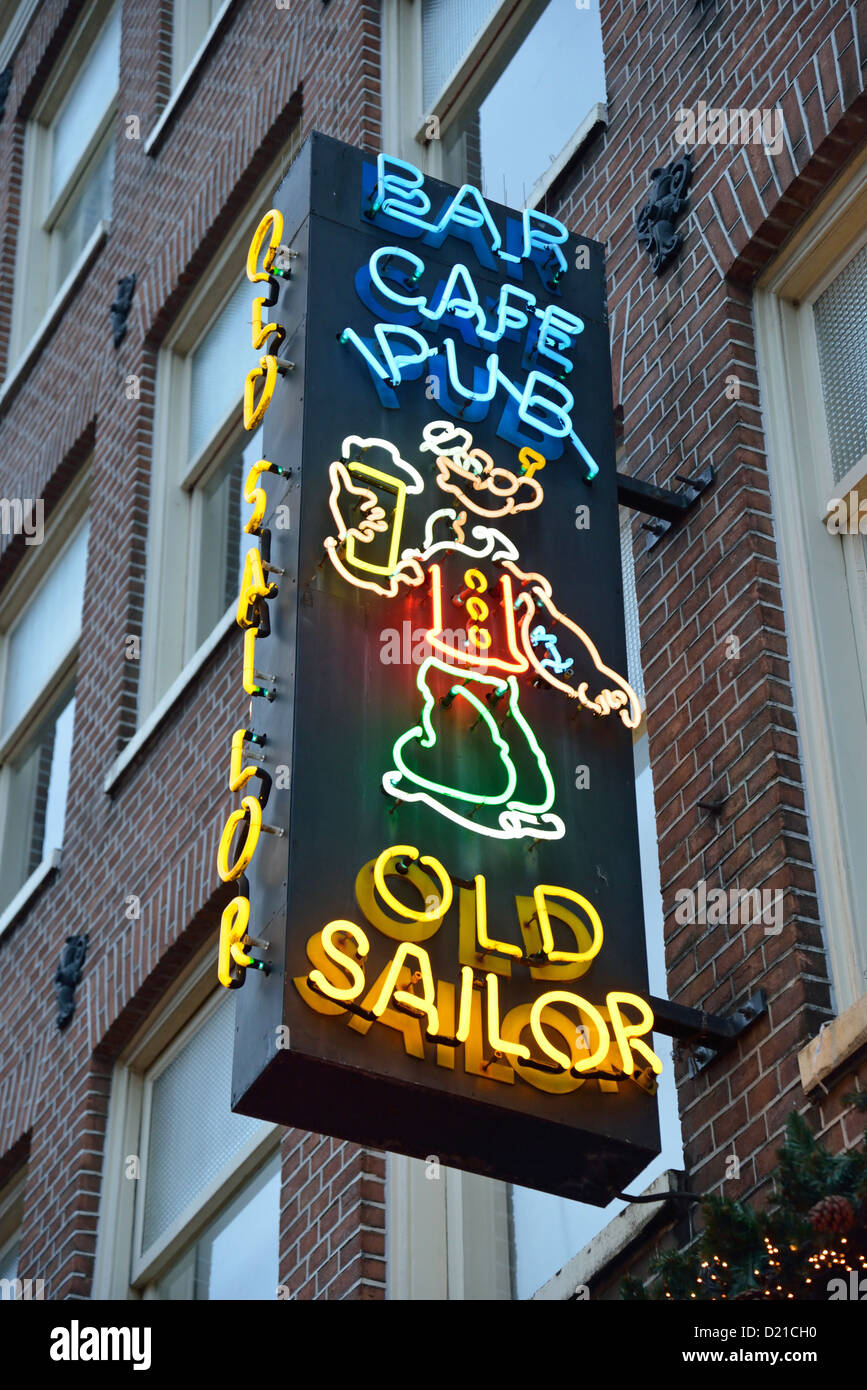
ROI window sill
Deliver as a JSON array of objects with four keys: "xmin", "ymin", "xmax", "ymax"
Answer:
[
  {"xmin": 144, "ymin": 0, "xmax": 237, "ymax": 157},
  {"xmin": 525, "ymin": 102, "xmax": 607, "ymax": 209},
  {"xmin": 0, "ymin": 220, "xmax": 109, "ymax": 416},
  {"xmin": 103, "ymin": 607, "xmax": 237, "ymax": 794},
  {"xmin": 531, "ymin": 1168, "xmax": 685, "ymax": 1299},
  {"xmin": 0, "ymin": 849, "xmax": 61, "ymax": 941},
  {"xmin": 798, "ymin": 994, "xmax": 867, "ymax": 1094}
]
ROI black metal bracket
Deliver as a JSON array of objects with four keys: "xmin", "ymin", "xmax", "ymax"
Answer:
[
  {"xmin": 616, "ymin": 465, "xmax": 715, "ymax": 551},
  {"xmin": 648, "ymin": 988, "xmax": 767, "ymax": 1075}
]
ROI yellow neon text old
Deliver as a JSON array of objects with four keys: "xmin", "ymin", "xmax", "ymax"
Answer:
[{"xmin": 294, "ymin": 843, "xmax": 663, "ymax": 1092}]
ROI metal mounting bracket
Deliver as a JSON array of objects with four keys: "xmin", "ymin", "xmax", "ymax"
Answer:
[
  {"xmin": 616, "ymin": 465, "xmax": 716, "ymax": 550},
  {"xmin": 647, "ymin": 988, "xmax": 767, "ymax": 1075}
]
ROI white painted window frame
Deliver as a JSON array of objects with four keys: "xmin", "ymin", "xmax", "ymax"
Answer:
[
  {"xmin": 0, "ymin": 0, "xmax": 40, "ymax": 68},
  {"xmin": 0, "ymin": 471, "xmax": 89, "ymax": 930},
  {"xmin": 754, "ymin": 142, "xmax": 867, "ymax": 1011},
  {"xmin": 382, "ymin": 0, "xmax": 604, "ymax": 197},
  {"xmin": 92, "ymin": 944, "xmax": 279, "ymax": 1300},
  {"xmin": 139, "ymin": 147, "xmax": 294, "ymax": 725},
  {"xmin": 8, "ymin": 0, "xmax": 119, "ymax": 371},
  {"xmin": 145, "ymin": 0, "xmax": 234, "ymax": 155},
  {"xmin": 383, "ymin": 0, "xmax": 539, "ymax": 177},
  {"xmin": 386, "ymin": 1155, "xmax": 511, "ymax": 1299}
]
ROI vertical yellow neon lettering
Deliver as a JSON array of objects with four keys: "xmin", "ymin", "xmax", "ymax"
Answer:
[
  {"xmin": 218, "ymin": 897, "xmax": 252, "ymax": 988},
  {"xmin": 246, "ymin": 208, "xmax": 284, "ymax": 283},
  {"xmin": 606, "ymin": 992, "xmax": 663, "ymax": 1075},
  {"xmin": 236, "ymin": 545, "xmax": 275, "ymax": 628},
  {"xmin": 244, "ymin": 355, "xmax": 278, "ymax": 430},
  {"xmin": 217, "ymin": 796, "xmax": 262, "ymax": 880},
  {"xmin": 244, "ymin": 459, "xmax": 277, "ymax": 535},
  {"xmin": 251, "ymin": 296, "xmax": 284, "ymax": 352},
  {"xmin": 229, "ymin": 728, "xmax": 258, "ymax": 792}
]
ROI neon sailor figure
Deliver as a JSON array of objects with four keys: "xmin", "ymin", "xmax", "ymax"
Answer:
[{"xmin": 323, "ymin": 423, "xmax": 641, "ymax": 842}]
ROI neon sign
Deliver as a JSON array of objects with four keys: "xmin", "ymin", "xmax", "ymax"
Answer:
[
  {"xmin": 343, "ymin": 155, "xmax": 600, "ymax": 479},
  {"xmin": 226, "ymin": 137, "xmax": 660, "ymax": 1204},
  {"xmin": 296, "ymin": 841, "xmax": 662, "ymax": 1091},
  {"xmin": 215, "ymin": 208, "xmax": 288, "ymax": 990},
  {"xmin": 323, "ymin": 420, "xmax": 640, "ymax": 841}
]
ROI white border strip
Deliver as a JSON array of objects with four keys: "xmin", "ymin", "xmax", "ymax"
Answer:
[{"xmin": 525, "ymin": 102, "xmax": 607, "ymax": 209}]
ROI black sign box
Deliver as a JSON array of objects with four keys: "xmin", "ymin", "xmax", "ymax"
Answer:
[{"xmin": 231, "ymin": 133, "xmax": 660, "ymax": 1205}]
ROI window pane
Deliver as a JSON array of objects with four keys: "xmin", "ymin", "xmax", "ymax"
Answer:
[
  {"xmin": 0, "ymin": 1239, "xmax": 19, "ymax": 1284},
  {"xmin": 422, "ymin": 0, "xmax": 500, "ymax": 110},
  {"xmin": 54, "ymin": 139, "xmax": 114, "ymax": 282},
  {"xmin": 154, "ymin": 1153, "xmax": 280, "ymax": 1300},
  {"xmin": 195, "ymin": 425, "xmax": 263, "ymax": 648},
  {"xmin": 43, "ymin": 695, "xmax": 75, "ymax": 855},
  {"xmin": 172, "ymin": 0, "xmax": 219, "ymax": 85},
  {"xmin": 0, "ymin": 689, "xmax": 73, "ymax": 912},
  {"xmin": 141, "ymin": 993, "xmax": 268, "ymax": 1253},
  {"xmin": 1, "ymin": 520, "xmax": 89, "ymax": 743},
  {"xmin": 49, "ymin": 4, "xmax": 120, "ymax": 205},
  {"xmin": 814, "ymin": 240, "xmax": 867, "ymax": 484},
  {"xmin": 188, "ymin": 278, "xmax": 257, "ymax": 463},
  {"xmin": 620, "ymin": 514, "xmax": 645, "ymax": 707},
  {"xmin": 442, "ymin": 0, "xmax": 605, "ymax": 207}
]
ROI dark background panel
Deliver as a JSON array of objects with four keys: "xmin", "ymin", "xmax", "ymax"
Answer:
[{"xmin": 234, "ymin": 134, "xmax": 660, "ymax": 1199}]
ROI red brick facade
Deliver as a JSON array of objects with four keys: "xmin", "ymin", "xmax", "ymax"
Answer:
[{"xmin": 1, "ymin": 0, "xmax": 865, "ymax": 1302}]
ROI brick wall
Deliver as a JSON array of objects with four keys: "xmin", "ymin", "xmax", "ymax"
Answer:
[
  {"xmin": 540, "ymin": 0, "xmax": 867, "ymax": 1215},
  {"xmin": 0, "ymin": 0, "xmax": 385, "ymax": 1301}
]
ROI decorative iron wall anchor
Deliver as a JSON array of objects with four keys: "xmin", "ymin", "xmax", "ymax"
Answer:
[
  {"xmin": 55, "ymin": 934, "xmax": 88, "ymax": 1030},
  {"xmin": 109, "ymin": 275, "xmax": 137, "ymax": 348},
  {"xmin": 635, "ymin": 151, "xmax": 693, "ymax": 275}
]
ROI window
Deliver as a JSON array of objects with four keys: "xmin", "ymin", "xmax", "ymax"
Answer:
[
  {"xmin": 0, "ymin": 1173, "xmax": 24, "ymax": 1293},
  {"xmin": 9, "ymin": 2, "xmax": 119, "ymax": 365},
  {"xmin": 141, "ymin": 149, "xmax": 295, "ymax": 722},
  {"xmin": 755, "ymin": 144, "xmax": 867, "ymax": 1010},
  {"xmin": 171, "ymin": 0, "xmax": 227, "ymax": 90},
  {"xmin": 0, "ymin": 498, "xmax": 88, "ymax": 921},
  {"xmin": 384, "ymin": 0, "xmax": 605, "ymax": 205},
  {"xmin": 132, "ymin": 992, "xmax": 278, "ymax": 1297},
  {"xmin": 93, "ymin": 972, "xmax": 280, "ymax": 1300}
]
